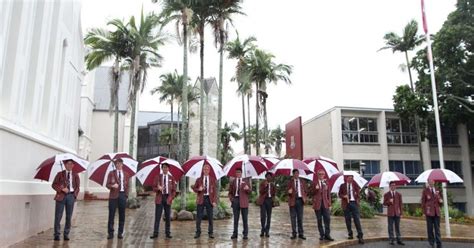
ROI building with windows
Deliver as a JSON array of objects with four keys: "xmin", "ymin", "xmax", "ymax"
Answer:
[{"xmin": 302, "ymin": 106, "xmax": 473, "ymax": 215}]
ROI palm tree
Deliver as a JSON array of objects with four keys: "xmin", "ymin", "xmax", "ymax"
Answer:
[
  {"xmin": 245, "ymin": 49, "xmax": 292, "ymax": 155},
  {"xmin": 220, "ymin": 122, "xmax": 241, "ymax": 164},
  {"xmin": 210, "ymin": 0, "xmax": 244, "ymax": 160},
  {"xmin": 269, "ymin": 126, "xmax": 285, "ymax": 157},
  {"xmin": 84, "ymin": 19, "xmax": 130, "ymax": 152},
  {"xmin": 379, "ymin": 19, "xmax": 425, "ymax": 166},
  {"xmin": 225, "ymin": 35, "xmax": 256, "ymax": 155},
  {"xmin": 160, "ymin": 127, "xmax": 177, "ymax": 158}
]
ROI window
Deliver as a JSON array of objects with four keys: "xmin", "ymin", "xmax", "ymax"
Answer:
[
  {"xmin": 342, "ymin": 117, "xmax": 378, "ymax": 143},
  {"xmin": 431, "ymin": 161, "xmax": 463, "ymax": 177},
  {"xmin": 344, "ymin": 160, "xmax": 380, "ymax": 180},
  {"xmin": 389, "ymin": 160, "xmax": 422, "ymax": 185},
  {"xmin": 386, "ymin": 118, "xmax": 417, "ymax": 144},
  {"xmin": 428, "ymin": 124, "xmax": 458, "ymax": 145}
]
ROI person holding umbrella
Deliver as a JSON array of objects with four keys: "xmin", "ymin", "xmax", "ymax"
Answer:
[
  {"xmin": 288, "ymin": 169, "xmax": 307, "ymax": 240},
  {"xmin": 150, "ymin": 163, "xmax": 176, "ymax": 239},
  {"xmin": 106, "ymin": 158, "xmax": 130, "ymax": 240},
  {"xmin": 52, "ymin": 159, "xmax": 80, "ymax": 241},
  {"xmin": 312, "ymin": 169, "xmax": 333, "ymax": 241},
  {"xmin": 338, "ymin": 175, "xmax": 364, "ymax": 244},
  {"xmin": 422, "ymin": 179, "xmax": 443, "ymax": 248},
  {"xmin": 192, "ymin": 164, "xmax": 217, "ymax": 239},
  {"xmin": 257, "ymin": 172, "xmax": 276, "ymax": 238},
  {"xmin": 228, "ymin": 168, "xmax": 251, "ymax": 240},
  {"xmin": 383, "ymin": 181, "xmax": 405, "ymax": 246}
]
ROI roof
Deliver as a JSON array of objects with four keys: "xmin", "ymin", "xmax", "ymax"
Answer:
[
  {"xmin": 138, "ymin": 111, "xmax": 181, "ymax": 127},
  {"xmin": 303, "ymin": 106, "xmax": 395, "ymax": 125}
]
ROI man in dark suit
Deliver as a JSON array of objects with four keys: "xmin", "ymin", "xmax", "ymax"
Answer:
[
  {"xmin": 228, "ymin": 168, "xmax": 251, "ymax": 240},
  {"xmin": 150, "ymin": 163, "xmax": 177, "ymax": 239},
  {"xmin": 52, "ymin": 159, "xmax": 80, "ymax": 241},
  {"xmin": 257, "ymin": 172, "xmax": 276, "ymax": 238},
  {"xmin": 421, "ymin": 179, "xmax": 443, "ymax": 248},
  {"xmin": 312, "ymin": 169, "xmax": 333, "ymax": 241},
  {"xmin": 106, "ymin": 158, "xmax": 130, "ymax": 239},
  {"xmin": 287, "ymin": 169, "xmax": 307, "ymax": 240},
  {"xmin": 338, "ymin": 175, "xmax": 364, "ymax": 244},
  {"xmin": 383, "ymin": 181, "xmax": 405, "ymax": 245},
  {"xmin": 192, "ymin": 164, "xmax": 217, "ymax": 239}
]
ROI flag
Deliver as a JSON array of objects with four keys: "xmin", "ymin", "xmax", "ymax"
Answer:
[{"xmin": 421, "ymin": 0, "xmax": 429, "ymax": 34}]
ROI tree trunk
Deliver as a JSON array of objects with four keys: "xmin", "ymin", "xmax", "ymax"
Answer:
[
  {"xmin": 263, "ymin": 93, "xmax": 269, "ymax": 154},
  {"xmin": 177, "ymin": 104, "xmax": 181, "ymax": 160},
  {"xmin": 247, "ymin": 93, "xmax": 251, "ymax": 154},
  {"xmin": 217, "ymin": 35, "xmax": 224, "ymax": 159},
  {"xmin": 199, "ymin": 22, "xmax": 205, "ymax": 156},
  {"xmin": 170, "ymin": 98, "xmax": 174, "ymax": 159},
  {"xmin": 180, "ymin": 21, "xmax": 189, "ymax": 211},
  {"xmin": 255, "ymin": 83, "xmax": 260, "ymax": 155},
  {"xmin": 113, "ymin": 61, "xmax": 120, "ymax": 153},
  {"xmin": 241, "ymin": 92, "xmax": 247, "ymax": 154}
]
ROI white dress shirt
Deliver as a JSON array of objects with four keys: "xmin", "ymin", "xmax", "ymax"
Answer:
[
  {"xmin": 295, "ymin": 179, "xmax": 302, "ymax": 197},
  {"xmin": 67, "ymin": 171, "xmax": 74, "ymax": 192},
  {"xmin": 204, "ymin": 176, "xmax": 209, "ymax": 195},
  {"xmin": 118, "ymin": 170, "xmax": 124, "ymax": 192},
  {"xmin": 348, "ymin": 183, "xmax": 355, "ymax": 201}
]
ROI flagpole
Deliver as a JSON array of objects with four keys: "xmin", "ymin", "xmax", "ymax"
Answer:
[{"xmin": 421, "ymin": 0, "xmax": 451, "ymax": 237}]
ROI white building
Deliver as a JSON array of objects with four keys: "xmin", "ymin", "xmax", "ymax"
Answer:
[
  {"xmin": 303, "ymin": 106, "xmax": 474, "ymax": 215},
  {"xmin": 0, "ymin": 0, "xmax": 84, "ymax": 245}
]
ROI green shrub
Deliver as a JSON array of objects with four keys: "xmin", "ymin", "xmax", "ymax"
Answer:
[
  {"xmin": 171, "ymin": 193, "xmax": 197, "ymax": 212},
  {"xmin": 441, "ymin": 206, "xmax": 465, "ymax": 219},
  {"xmin": 330, "ymin": 200, "xmax": 375, "ymax": 218},
  {"xmin": 414, "ymin": 208, "xmax": 423, "ymax": 217}
]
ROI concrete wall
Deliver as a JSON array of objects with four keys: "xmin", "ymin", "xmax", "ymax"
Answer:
[{"xmin": 302, "ymin": 111, "xmax": 333, "ymax": 158}]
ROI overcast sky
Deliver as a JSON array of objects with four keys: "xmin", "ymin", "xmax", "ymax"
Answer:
[{"xmin": 82, "ymin": 0, "xmax": 457, "ymax": 131}]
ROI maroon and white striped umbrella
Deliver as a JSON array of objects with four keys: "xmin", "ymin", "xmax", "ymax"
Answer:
[
  {"xmin": 328, "ymin": 171, "xmax": 368, "ymax": 193},
  {"xmin": 34, "ymin": 153, "xmax": 89, "ymax": 181},
  {"xmin": 183, "ymin": 155, "xmax": 225, "ymax": 180},
  {"xmin": 261, "ymin": 154, "xmax": 280, "ymax": 169},
  {"xmin": 223, "ymin": 155, "xmax": 267, "ymax": 178},
  {"xmin": 269, "ymin": 159, "xmax": 312, "ymax": 176},
  {"xmin": 301, "ymin": 156, "xmax": 339, "ymax": 180},
  {"xmin": 136, "ymin": 157, "xmax": 183, "ymax": 186},
  {"xmin": 87, "ymin": 152, "xmax": 138, "ymax": 186},
  {"xmin": 367, "ymin": 171, "xmax": 411, "ymax": 188},
  {"xmin": 415, "ymin": 169, "xmax": 463, "ymax": 184}
]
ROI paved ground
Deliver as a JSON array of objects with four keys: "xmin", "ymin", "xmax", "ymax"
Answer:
[
  {"xmin": 350, "ymin": 241, "xmax": 473, "ymax": 248},
  {"xmin": 10, "ymin": 197, "xmax": 474, "ymax": 247}
]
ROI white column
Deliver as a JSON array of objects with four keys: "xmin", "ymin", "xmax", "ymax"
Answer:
[
  {"xmin": 331, "ymin": 108, "xmax": 344, "ymax": 167},
  {"xmin": 458, "ymin": 124, "xmax": 473, "ymax": 215},
  {"xmin": 378, "ymin": 111, "xmax": 389, "ymax": 172}
]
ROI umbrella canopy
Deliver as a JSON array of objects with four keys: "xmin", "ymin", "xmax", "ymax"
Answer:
[
  {"xmin": 301, "ymin": 156, "xmax": 339, "ymax": 181},
  {"xmin": 260, "ymin": 154, "xmax": 280, "ymax": 169},
  {"xmin": 136, "ymin": 157, "xmax": 183, "ymax": 186},
  {"xmin": 34, "ymin": 153, "xmax": 89, "ymax": 181},
  {"xmin": 223, "ymin": 155, "xmax": 267, "ymax": 178},
  {"xmin": 415, "ymin": 169, "xmax": 464, "ymax": 184},
  {"xmin": 328, "ymin": 171, "xmax": 368, "ymax": 193},
  {"xmin": 183, "ymin": 155, "xmax": 225, "ymax": 180},
  {"xmin": 367, "ymin": 171, "xmax": 411, "ymax": 188},
  {"xmin": 269, "ymin": 159, "xmax": 312, "ymax": 176},
  {"xmin": 88, "ymin": 152, "xmax": 138, "ymax": 186}
]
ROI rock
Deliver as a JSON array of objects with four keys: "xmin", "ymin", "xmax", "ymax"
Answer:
[
  {"xmin": 126, "ymin": 197, "xmax": 140, "ymax": 209},
  {"xmin": 177, "ymin": 210, "xmax": 194, "ymax": 220},
  {"xmin": 192, "ymin": 211, "xmax": 197, "ymax": 220},
  {"xmin": 171, "ymin": 209, "xmax": 178, "ymax": 220}
]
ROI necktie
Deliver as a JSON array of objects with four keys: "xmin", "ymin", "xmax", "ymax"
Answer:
[
  {"xmin": 268, "ymin": 183, "xmax": 271, "ymax": 197},
  {"xmin": 237, "ymin": 179, "xmax": 240, "ymax": 196},
  {"xmin": 205, "ymin": 177, "xmax": 208, "ymax": 195},
  {"xmin": 348, "ymin": 183, "xmax": 352, "ymax": 200},
  {"xmin": 118, "ymin": 171, "xmax": 122, "ymax": 191},
  {"xmin": 296, "ymin": 179, "xmax": 299, "ymax": 197},
  {"xmin": 164, "ymin": 175, "xmax": 168, "ymax": 194},
  {"xmin": 320, "ymin": 181, "xmax": 323, "ymax": 196},
  {"xmin": 67, "ymin": 172, "xmax": 71, "ymax": 190}
]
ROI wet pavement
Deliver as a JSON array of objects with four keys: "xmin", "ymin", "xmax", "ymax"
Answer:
[
  {"xmin": 350, "ymin": 241, "xmax": 473, "ymax": 248},
  {"xmin": 10, "ymin": 197, "xmax": 474, "ymax": 247}
]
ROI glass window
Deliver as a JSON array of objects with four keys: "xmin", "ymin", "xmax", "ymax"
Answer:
[{"xmin": 342, "ymin": 117, "xmax": 379, "ymax": 144}]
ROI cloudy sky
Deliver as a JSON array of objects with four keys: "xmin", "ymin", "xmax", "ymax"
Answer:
[{"xmin": 82, "ymin": 0, "xmax": 457, "ymax": 131}]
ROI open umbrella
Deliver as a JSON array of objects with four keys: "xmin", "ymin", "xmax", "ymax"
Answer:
[
  {"xmin": 328, "ymin": 171, "xmax": 368, "ymax": 193},
  {"xmin": 253, "ymin": 154, "xmax": 281, "ymax": 179},
  {"xmin": 269, "ymin": 159, "xmax": 312, "ymax": 176},
  {"xmin": 415, "ymin": 169, "xmax": 463, "ymax": 184},
  {"xmin": 183, "ymin": 155, "xmax": 225, "ymax": 180},
  {"xmin": 136, "ymin": 157, "xmax": 183, "ymax": 186},
  {"xmin": 301, "ymin": 156, "xmax": 339, "ymax": 181},
  {"xmin": 88, "ymin": 152, "xmax": 138, "ymax": 186},
  {"xmin": 34, "ymin": 153, "xmax": 89, "ymax": 181},
  {"xmin": 223, "ymin": 155, "xmax": 267, "ymax": 178},
  {"xmin": 367, "ymin": 171, "xmax": 411, "ymax": 187}
]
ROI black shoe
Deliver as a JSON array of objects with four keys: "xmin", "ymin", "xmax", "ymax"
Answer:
[
  {"xmin": 358, "ymin": 238, "xmax": 364, "ymax": 244},
  {"xmin": 150, "ymin": 234, "xmax": 158, "ymax": 239},
  {"xmin": 165, "ymin": 235, "xmax": 172, "ymax": 239},
  {"xmin": 243, "ymin": 236, "xmax": 248, "ymax": 240},
  {"xmin": 320, "ymin": 236, "xmax": 324, "ymax": 241},
  {"xmin": 325, "ymin": 236, "xmax": 334, "ymax": 241},
  {"xmin": 63, "ymin": 235, "xmax": 69, "ymax": 241},
  {"xmin": 397, "ymin": 241, "xmax": 405, "ymax": 246},
  {"xmin": 118, "ymin": 234, "xmax": 123, "ymax": 239},
  {"xmin": 54, "ymin": 236, "xmax": 60, "ymax": 241},
  {"xmin": 265, "ymin": 233, "xmax": 270, "ymax": 237},
  {"xmin": 194, "ymin": 233, "xmax": 200, "ymax": 239},
  {"xmin": 231, "ymin": 234, "xmax": 238, "ymax": 239},
  {"xmin": 390, "ymin": 241, "xmax": 395, "ymax": 245},
  {"xmin": 209, "ymin": 234, "xmax": 214, "ymax": 239},
  {"xmin": 299, "ymin": 235, "xmax": 306, "ymax": 240},
  {"xmin": 260, "ymin": 232, "xmax": 265, "ymax": 237},
  {"xmin": 291, "ymin": 235, "xmax": 297, "ymax": 239},
  {"xmin": 107, "ymin": 234, "xmax": 114, "ymax": 240},
  {"xmin": 348, "ymin": 235, "xmax": 353, "ymax": 240}
]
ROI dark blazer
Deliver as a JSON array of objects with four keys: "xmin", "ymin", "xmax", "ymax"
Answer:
[
  {"xmin": 106, "ymin": 170, "xmax": 130, "ymax": 199},
  {"xmin": 383, "ymin": 191, "xmax": 403, "ymax": 216},
  {"xmin": 52, "ymin": 170, "xmax": 80, "ymax": 201},
  {"xmin": 192, "ymin": 176, "xmax": 218, "ymax": 205},
  {"xmin": 287, "ymin": 178, "xmax": 307, "ymax": 207},
  {"xmin": 228, "ymin": 178, "xmax": 251, "ymax": 208},
  {"xmin": 153, "ymin": 174, "xmax": 177, "ymax": 205},
  {"xmin": 256, "ymin": 179, "xmax": 276, "ymax": 206},
  {"xmin": 421, "ymin": 187, "xmax": 442, "ymax": 217},
  {"xmin": 312, "ymin": 179, "xmax": 331, "ymax": 210},
  {"xmin": 338, "ymin": 182, "xmax": 361, "ymax": 210}
]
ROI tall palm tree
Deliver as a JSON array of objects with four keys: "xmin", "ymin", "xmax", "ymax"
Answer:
[
  {"xmin": 210, "ymin": 0, "xmax": 244, "ymax": 160},
  {"xmin": 226, "ymin": 35, "xmax": 256, "ymax": 154},
  {"xmin": 379, "ymin": 19, "xmax": 425, "ymax": 166},
  {"xmin": 84, "ymin": 19, "xmax": 131, "ymax": 152},
  {"xmin": 269, "ymin": 126, "xmax": 285, "ymax": 157},
  {"xmin": 245, "ymin": 49, "xmax": 292, "ymax": 155},
  {"xmin": 160, "ymin": 127, "xmax": 177, "ymax": 158},
  {"xmin": 220, "ymin": 122, "xmax": 241, "ymax": 164}
]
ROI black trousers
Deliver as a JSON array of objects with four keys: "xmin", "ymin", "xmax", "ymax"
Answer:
[
  {"xmin": 344, "ymin": 201, "xmax": 363, "ymax": 239},
  {"xmin": 315, "ymin": 203, "xmax": 331, "ymax": 238},
  {"xmin": 232, "ymin": 197, "xmax": 248, "ymax": 236},
  {"xmin": 260, "ymin": 197, "xmax": 273, "ymax": 234},
  {"xmin": 388, "ymin": 216, "xmax": 401, "ymax": 241},
  {"xmin": 196, "ymin": 195, "xmax": 213, "ymax": 235},
  {"xmin": 54, "ymin": 193, "xmax": 75, "ymax": 237},
  {"xmin": 153, "ymin": 194, "xmax": 171, "ymax": 235},
  {"xmin": 290, "ymin": 198, "xmax": 304, "ymax": 236},
  {"xmin": 426, "ymin": 216, "xmax": 442, "ymax": 246},
  {"xmin": 108, "ymin": 192, "xmax": 126, "ymax": 235}
]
